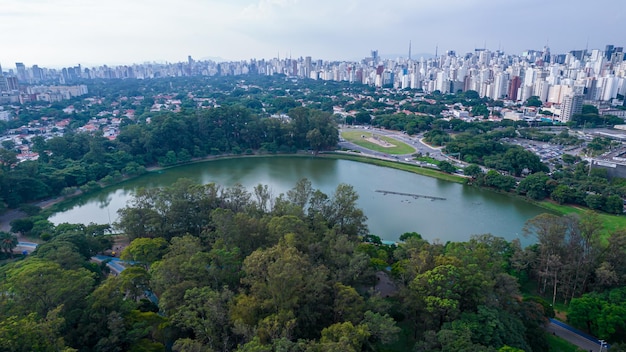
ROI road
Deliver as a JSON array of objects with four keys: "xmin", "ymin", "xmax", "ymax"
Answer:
[
  {"xmin": 339, "ymin": 126, "xmax": 452, "ymax": 164},
  {"xmin": 547, "ymin": 319, "xmax": 607, "ymax": 352},
  {"xmin": 0, "ymin": 209, "xmax": 27, "ymax": 232}
]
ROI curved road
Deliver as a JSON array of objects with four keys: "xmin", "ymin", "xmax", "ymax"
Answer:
[{"xmin": 340, "ymin": 126, "xmax": 445, "ymax": 160}]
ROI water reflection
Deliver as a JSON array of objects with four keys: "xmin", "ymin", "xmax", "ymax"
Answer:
[{"xmin": 49, "ymin": 157, "xmax": 549, "ymax": 246}]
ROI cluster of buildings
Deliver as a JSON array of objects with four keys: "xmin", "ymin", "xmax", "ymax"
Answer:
[
  {"xmin": 1, "ymin": 65, "xmax": 88, "ymax": 106},
  {"xmin": 2, "ymin": 44, "xmax": 626, "ymax": 124}
]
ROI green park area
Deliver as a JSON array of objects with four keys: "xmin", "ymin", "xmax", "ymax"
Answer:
[
  {"xmin": 341, "ymin": 130, "xmax": 415, "ymax": 155},
  {"xmin": 324, "ymin": 153, "xmax": 466, "ymax": 183},
  {"xmin": 538, "ymin": 201, "xmax": 626, "ymax": 240}
]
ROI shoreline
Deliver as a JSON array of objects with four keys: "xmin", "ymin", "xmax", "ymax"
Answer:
[{"xmin": 2, "ymin": 150, "xmax": 622, "ymax": 238}]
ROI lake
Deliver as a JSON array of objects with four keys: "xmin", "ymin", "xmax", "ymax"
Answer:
[{"xmin": 49, "ymin": 156, "xmax": 548, "ymax": 245}]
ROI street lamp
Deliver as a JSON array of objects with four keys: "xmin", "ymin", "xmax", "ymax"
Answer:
[{"xmin": 599, "ymin": 339, "xmax": 607, "ymax": 352}]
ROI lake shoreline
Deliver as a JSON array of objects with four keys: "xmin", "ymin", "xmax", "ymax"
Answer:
[{"xmin": 6, "ymin": 151, "xmax": 621, "ymax": 240}]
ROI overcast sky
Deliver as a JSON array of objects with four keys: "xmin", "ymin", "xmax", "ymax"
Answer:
[{"xmin": 1, "ymin": 0, "xmax": 624, "ymax": 69}]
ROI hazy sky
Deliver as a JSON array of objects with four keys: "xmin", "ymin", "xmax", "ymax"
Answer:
[{"xmin": 1, "ymin": 0, "xmax": 624, "ymax": 68}]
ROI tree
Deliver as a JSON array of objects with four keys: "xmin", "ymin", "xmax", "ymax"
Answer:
[
  {"xmin": 0, "ymin": 231, "xmax": 18, "ymax": 257},
  {"xmin": 118, "ymin": 266, "xmax": 151, "ymax": 301},
  {"xmin": 121, "ymin": 237, "xmax": 168, "ymax": 268},
  {"xmin": 361, "ymin": 311, "xmax": 401, "ymax": 345},
  {"xmin": 306, "ymin": 128, "xmax": 324, "ymax": 153},
  {"xmin": 326, "ymin": 184, "xmax": 368, "ymax": 237},
  {"xmin": 0, "ymin": 149, "xmax": 17, "ymax": 171},
  {"xmin": 604, "ymin": 195, "xmax": 624, "ymax": 214},
  {"xmin": 333, "ymin": 283, "xmax": 365, "ymax": 324},
  {"xmin": 319, "ymin": 322, "xmax": 370, "ymax": 352},
  {"xmin": 438, "ymin": 160, "xmax": 457, "ymax": 174},
  {"xmin": 471, "ymin": 104, "xmax": 489, "ymax": 118},
  {"xmin": 286, "ymin": 178, "xmax": 313, "ymax": 213},
  {"xmin": 238, "ymin": 243, "xmax": 332, "ymax": 340},
  {"xmin": 502, "ymin": 148, "xmax": 547, "ymax": 176},
  {"xmin": 0, "ymin": 306, "xmax": 71, "ymax": 352},
  {"xmin": 171, "ymin": 287, "xmax": 234, "ymax": 351},
  {"xmin": 149, "ymin": 235, "xmax": 210, "ymax": 299},
  {"xmin": 2, "ymin": 259, "xmax": 95, "ymax": 317},
  {"xmin": 483, "ymin": 170, "xmax": 516, "ymax": 191},
  {"xmin": 399, "ymin": 232, "xmax": 423, "ymax": 242},
  {"xmin": 33, "ymin": 241, "xmax": 85, "ymax": 270},
  {"xmin": 464, "ymin": 90, "xmax": 480, "ymax": 100},
  {"xmin": 550, "ymin": 184, "xmax": 573, "ymax": 204},
  {"xmin": 410, "ymin": 264, "xmax": 464, "ymax": 330},
  {"xmin": 568, "ymin": 288, "xmax": 626, "ymax": 343},
  {"xmin": 582, "ymin": 104, "xmax": 599, "ymax": 115},
  {"xmin": 10, "ymin": 218, "xmax": 34, "ymax": 236},
  {"xmin": 172, "ymin": 338, "xmax": 213, "ymax": 352},
  {"xmin": 517, "ymin": 172, "xmax": 550, "ymax": 200},
  {"xmin": 585, "ymin": 194, "xmax": 605, "ymax": 210},
  {"xmin": 354, "ymin": 111, "xmax": 372, "ymax": 124},
  {"xmin": 464, "ymin": 164, "xmax": 483, "ymax": 178},
  {"xmin": 525, "ymin": 96, "xmax": 542, "ymax": 107}
]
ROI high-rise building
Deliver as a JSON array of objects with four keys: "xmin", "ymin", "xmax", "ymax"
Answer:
[
  {"xmin": 0, "ymin": 77, "xmax": 7, "ymax": 92},
  {"xmin": 371, "ymin": 50, "xmax": 378, "ymax": 63},
  {"xmin": 6, "ymin": 76, "xmax": 18, "ymax": 90},
  {"xmin": 560, "ymin": 94, "xmax": 583, "ymax": 122},
  {"xmin": 605, "ymin": 44, "xmax": 615, "ymax": 60},
  {"xmin": 304, "ymin": 56, "xmax": 312, "ymax": 78},
  {"xmin": 15, "ymin": 62, "xmax": 27, "ymax": 82},
  {"xmin": 492, "ymin": 72, "xmax": 509, "ymax": 100},
  {"xmin": 508, "ymin": 76, "xmax": 521, "ymax": 101},
  {"xmin": 31, "ymin": 65, "xmax": 43, "ymax": 82},
  {"xmin": 569, "ymin": 50, "xmax": 586, "ymax": 61}
]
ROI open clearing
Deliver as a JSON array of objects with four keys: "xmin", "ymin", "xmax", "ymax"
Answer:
[{"xmin": 341, "ymin": 130, "xmax": 415, "ymax": 155}]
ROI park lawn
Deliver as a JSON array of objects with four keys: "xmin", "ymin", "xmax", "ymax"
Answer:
[
  {"xmin": 341, "ymin": 130, "xmax": 415, "ymax": 155},
  {"xmin": 547, "ymin": 333, "xmax": 586, "ymax": 352},
  {"xmin": 538, "ymin": 201, "xmax": 626, "ymax": 240},
  {"xmin": 323, "ymin": 153, "xmax": 466, "ymax": 183}
]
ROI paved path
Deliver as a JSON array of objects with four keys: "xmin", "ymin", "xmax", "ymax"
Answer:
[
  {"xmin": 547, "ymin": 319, "xmax": 607, "ymax": 352},
  {"xmin": 92, "ymin": 254, "xmax": 128, "ymax": 275},
  {"xmin": 18, "ymin": 242, "xmax": 159, "ymax": 305},
  {"xmin": 0, "ymin": 209, "xmax": 26, "ymax": 232}
]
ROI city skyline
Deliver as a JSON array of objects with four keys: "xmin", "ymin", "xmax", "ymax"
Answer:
[{"xmin": 2, "ymin": 0, "xmax": 625, "ymax": 68}]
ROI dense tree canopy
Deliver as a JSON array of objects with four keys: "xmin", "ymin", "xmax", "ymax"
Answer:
[
  {"xmin": 0, "ymin": 105, "xmax": 338, "ymax": 209},
  {"xmin": 2, "ymin": 178, "xmax": 626, "ymax": 351}
]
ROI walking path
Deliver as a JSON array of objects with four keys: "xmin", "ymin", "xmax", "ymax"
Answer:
[{"xmin": 547, "ymin": 319, "xmax": 608, "ymax": 352}]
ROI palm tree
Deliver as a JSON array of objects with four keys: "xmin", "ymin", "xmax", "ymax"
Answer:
[{"xmin": 0, "ymin": 231, "xmax": 18, "ymax": 258}]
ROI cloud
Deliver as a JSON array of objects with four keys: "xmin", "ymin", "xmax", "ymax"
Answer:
[{"xmin": 0, "ymin": 0, "xmax": 624, "ymax": 67}]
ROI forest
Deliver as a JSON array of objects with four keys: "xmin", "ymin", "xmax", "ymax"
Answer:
[
  {"xmin": 2, "ymin": 76, "xmax": 626, "ymax": 351},
  {"xmin": 2, "ymin": 178, "xmax": 626, "ymax": 351},
  {"xmin": 0, "ymin": 105, "xmax": 338, "ymax": 210}
]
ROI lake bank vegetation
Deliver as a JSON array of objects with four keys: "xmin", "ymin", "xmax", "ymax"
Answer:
[
  {"xmin": 2, "ymin": 179, "xmax": 626, "ymax": 351},
  {"xmin": 2, "ymin": 75, "xmax": 624, "ymax": 231}
]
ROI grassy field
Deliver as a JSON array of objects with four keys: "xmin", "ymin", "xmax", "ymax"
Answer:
[
  {"xmin": 537, "ymin": 201, "xmax": 626, "ymax": 239},
  {"xmin": 547, "ymin": 333, "xmax": 587, "ymax": 352},
  {"xmin": 341, "ymin": 130, "xmax": 415, "ymax": 155},
  {"xmin": 322, "ymin": 153, "xmax": 466, "ymax": 183}
]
